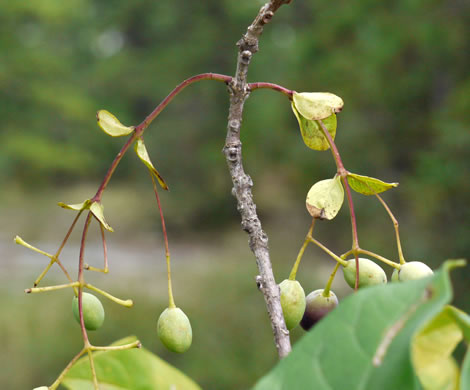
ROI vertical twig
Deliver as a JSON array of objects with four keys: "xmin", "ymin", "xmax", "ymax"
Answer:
[{"xmin": 223, "ymin": 0, "xmax": 293, "ymax": 358}]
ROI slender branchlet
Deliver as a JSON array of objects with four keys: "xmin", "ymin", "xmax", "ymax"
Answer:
[{"xmin": 222, "ymin": 0, "xmax": 293, "ymax": 358}]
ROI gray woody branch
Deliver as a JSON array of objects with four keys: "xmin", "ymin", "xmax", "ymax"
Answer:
[{"xmin": 223, "ymin": 0, "xmax": 293, "ymax": 358}]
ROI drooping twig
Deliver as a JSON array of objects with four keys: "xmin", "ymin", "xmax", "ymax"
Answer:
[{"xmin": 223, "ymin": 0, "xmax": 292, "ymax": 358}]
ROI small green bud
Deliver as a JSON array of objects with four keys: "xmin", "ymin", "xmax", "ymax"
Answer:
[
  {"xmin": 300, "ymin": 289, "xmax": 338, "ymax": 331},
  {"xmin": 397, "ymin": 261, "xmax": 433, "ymax": 281},
  {"xmin": 157, "ymin": 307, "xmax": 192, "ymax": 353},
  {"xmin": 342, "ymin": 258, "xmax": 387, "ymax": 289},
  {"xmin": 72, "ymin": 292, "xmax": 105, "ymax": 331},
  {"xmin": 279, "ymin": 279, "xmax": 306, "ymax": 330}
]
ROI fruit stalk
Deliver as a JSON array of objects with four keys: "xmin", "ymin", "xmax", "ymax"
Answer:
[
  {"xmin": 289, "ymin": 219, "xmax": 315, "ymax": 280},
  {"xmin": 150, "ymin": 172, "xmax": 176, "ymax": 309},
  {"xmin": 375, "ymin": 194, "xmax": 406, "ymax": 265}
]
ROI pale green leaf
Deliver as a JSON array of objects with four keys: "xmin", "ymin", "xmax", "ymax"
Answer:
[
  {"xmin": 462, "ymin": 349, "xmax": 470, "ymax": 390},
  {"xmin": 306, "ymin": 175, "xmax": 344, "ymax": 220},
  {"xmin": 90, "ymin": 202, "xmax": 114, "ymax": 232},
  {"xmin": 134, "ymin": 138, "xmax": 168, "ymax": 190},
  {"xmin": 292, "ymin": 103, "xmax": 337, "ymax": 151},
  {"xmin": 412, "ymin": 305, "xmax": 462, "ymax": 390},
  {"xmin": 292, "ymin": 92, "xmax": 344, "ymax": 120},
  {"xmin": 97, "ymin": 110, "xmax": 134, "ymax": 137},
  {"xmin": 253, "ymin": 260, "xmax": 464, "ymax": 390},
  {"xmin": 58, "ymin": 199, "xmax": 91, "ymax": 211},
  {"xmin": 347, "ymin": 172, "xmax": 398, "ymax": 195},
  {"xmin": 62, "ymin": 336, "xmax": 201, "ymax": 390}
]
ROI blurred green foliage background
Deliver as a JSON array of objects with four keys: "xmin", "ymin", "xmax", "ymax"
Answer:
[{"xmin": 1, "ymin": 0, "xmax": 469, "ymax": 388}]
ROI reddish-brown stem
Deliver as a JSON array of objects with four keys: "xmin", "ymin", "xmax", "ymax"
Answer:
[
  {"xmin": 56, "ymin": 210, "xmax": 83, "ymax": 257},
  {"xmin": 248, "ymin": 82, "xmax": 293, "ymax": 98},
  {"xmin": 100, "ymin": 223, "xmax": 109, "ymax": 271},
  {"xmin": 150, "ymin": 173, "xmax": 170, "ymax": 259},
  {"xmin": 93, "ymin": 73, "xmax": 231, "ymax": 202},
  {"xmin": 54, "ymin": 211, "xmax": 83, "ymax": 284},
  {"xmin": 150, "ymin": 171, "xmax": 175, "ymax": 308},
  {"xmin": 318, "ymin": 119, "xmax": 360, "ymax": 290},
  {"xmin": 78, "ymin": 212, "xmax": 93, "ymax": 343}
]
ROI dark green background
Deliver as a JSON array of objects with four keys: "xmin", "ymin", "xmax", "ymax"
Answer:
[{"xmin": 1, "ymin": 0, "xmax": 469, "ymax": 388}]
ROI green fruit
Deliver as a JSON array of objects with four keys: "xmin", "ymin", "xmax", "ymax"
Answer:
[
  {"xmin": 397, "ymin": 261, "xmax": 433, "ymax": 281},
  {"xmin": 157, "ymin": 307, "xmax": 192, "ymax": 353},
  {"xmin": 300, "ymin": 289, "xmax": 338, "ymax": 331},
  {"xmin": 279, "ymin": 279, "xmax": 306, "ymax": 330},
  {"xmin": 72, "ymin": 292, "xmax": 105, "ymax": 331},
  {"xmin": 342, "ymin": 258, "xmax": 387, "ymax": 289}
]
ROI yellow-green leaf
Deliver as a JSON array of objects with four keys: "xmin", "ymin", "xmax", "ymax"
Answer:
[
  {"xmin": 306, "ymin": 175, "xmax": 344, "ymax": 220},
  {"xmin": 90, "ymin": 202, "xmax": 114, "ymax": 232},
  {"xmin": 134, "ymin": 138, "xmax": 168, "ymax": 190},
  {"xmin": 412, "ymin": 305, "xmax": 463, "ymax": 390},
  {"xmin": 292, "ymin": 92, "xmax": 344, "ymax": 120},
  {"xmin": 446, "ymin": 304, "xmax": 470, "ymax": 341},
  {"xmin": 292, "ymin": 103, "xmax": 337, "ymax": 151},
  {"xmin": 347, "ymin": 172, "xmax": 398, "ymax": 195},
  {"xmin": 97, "ymin": 110, "xmax": 134, "ymax": 137},
  {"xmin": 58, "ymin": 199, "xmax": 91, "ymax": 211}
]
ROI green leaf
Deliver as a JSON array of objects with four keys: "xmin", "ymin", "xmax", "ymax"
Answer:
[
  {"xmin": 446, "ymin": 303, "xmax": 470, "ymax": 342},
  {"xmin": 292, "ymin": 103, "xmax": 337, "ymax": 151},
  {"xmin": 462, "ymin": 350, "xmax": 470, "ymax": 390},
  {"xmin": 412, "ymin": 305, "xmax": 462, "ymax": 390},
  {"xmin": 305, "ymin": 175, "xmax": 344, "ymax": 220},
  {"xmin": 292, "ymin": 92, "xmax": 344, "ymax": 120},
  {"xmin": 58, "ymin": 199, "xmax": 91, "ymax": 211},
  {"xmin": 253, "ymin": 260, "xmax": 464, "ymax": 390},
  {"xmin": 62, "ymin": 336, "xmax": 201, "ymax": 390},
  {"xmin": 97, "ymin": 110, "xmax": 135, "ymax": 137},
  {"xmin": 90, "ymin": 202, "xmax": 114, "ymax": 232},
  {"xmin": 134, "ymin": 138, "xmax": 169, "ymax": 190},
  {"xmin": 347, "ymin": 172, "xmax": 398, "ymax": 195}
]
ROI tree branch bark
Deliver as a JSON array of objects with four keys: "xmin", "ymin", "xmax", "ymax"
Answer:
[{"xmin": 223, "ymin": 0, "xmax": 292, "ymax": 358}]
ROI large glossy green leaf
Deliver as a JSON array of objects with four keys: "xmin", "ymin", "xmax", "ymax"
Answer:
[
  {"xmin": 291, "ymin": 102, "xmax": 336, "ymax": 151},
  {"xmin": 347, "ymin": 172, "xmax": 398, "ymax": 195},
  {"xmin": 292, "ymin": 92, "xmax": 344, "ymax": 120},
  {"xmin": 253, "ymin": 260, "xmax": 464, "ymax": 390},
  {"xmin": 134, "ymin": 138, "xmax": 169, "ymax": 190},
  {"xmin": 97, "ymin": 110, "xmax": 135, "ymax": 137},
  {"xmin": 305, "ymin": 175, "xmax": 344, "ymax": 220},
  {"xmin": 62, "ymin": 336, "xmax": 201, "ymax": 390}
]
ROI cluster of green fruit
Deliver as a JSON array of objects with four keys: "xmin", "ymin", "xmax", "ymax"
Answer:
[
  {"xmin": 280, "ymin": 259, "xmax": 433, "ymax": 331},
  {"xmin": 71, "ymin": 292, "xmax": 192, "ymax": 354}
]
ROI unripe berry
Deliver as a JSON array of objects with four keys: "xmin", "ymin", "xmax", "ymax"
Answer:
[
  {"xmin": 157, "ymin": 307, "xmax": 192, "ymax": 353},
  {"xmin": 396, "ymin": 261, "xmax": 433, "ymax": 281},
  {"xmin": 300, "ymin": 289, "xmax": 338, "ymax": 331},
  {"xmin": 342, "ymin": 258, "xmax": 387, "ymax": 289},
  {"xmin": 279, "ymin": 279, "xmax": 306, "ymax": 330},
  {"xmin": 72, "ymin": 292, "xmax": 105, "ymax": 331}
]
